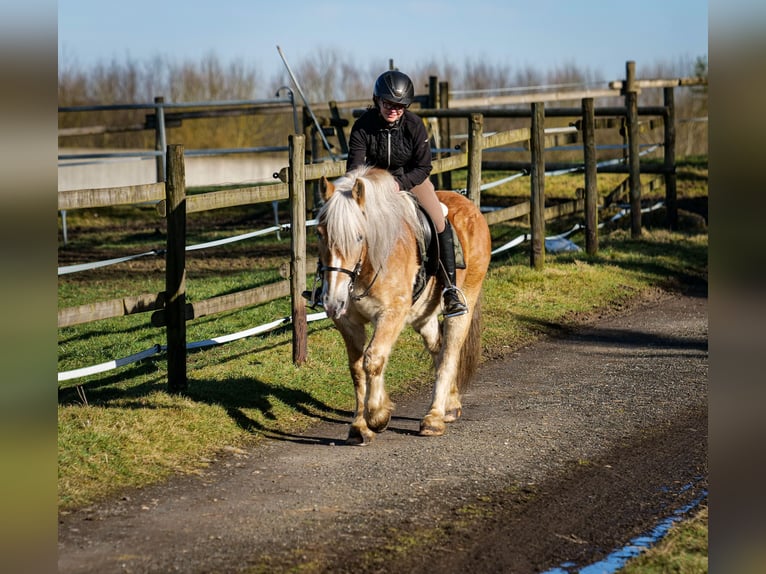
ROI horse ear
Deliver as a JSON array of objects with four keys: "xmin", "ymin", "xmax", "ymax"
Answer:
[
  {"xmin": 351, "ymin": 179, "xmax": 366, "ymax": 209},
  {"xmin": 320, "ymin": 176, "xmax": 335, "ymax": 201}
]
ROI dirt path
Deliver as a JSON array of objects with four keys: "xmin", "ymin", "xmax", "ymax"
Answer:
[{"xmin": 58, "ymin": 290, "xmax": 708, "ymax": 573}]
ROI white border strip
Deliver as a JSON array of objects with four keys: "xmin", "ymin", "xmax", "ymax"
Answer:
[{"xmin": 58, "ymin": 312, "xmax": 329, "ymax": 382}]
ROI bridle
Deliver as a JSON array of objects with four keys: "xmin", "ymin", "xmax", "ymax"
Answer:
[{"xmin": 316, "ymin": 259, "xmax": 380, "ymax": 302}]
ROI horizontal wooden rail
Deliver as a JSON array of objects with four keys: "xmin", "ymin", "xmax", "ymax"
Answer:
[
  {"xmin": 184, "ymin": 183, "xmax": 288, "ymax": 214},
  {"xmin": 605, "ymin": 176, "xmax": 666, "ymax": 206},
  {"xmin": 431, "ymin": 152, "xmax": 468, "ymax": 174},
  {"xmin": 450, "ymin": 88, "xmax": 618, "ymax": 108},
  {"xmin": 483, "ymin": 202, "xmax": 531, "ymax": 226},
  {"xmin": 276, "ymin": 161, "xmax": 347, "ymax": 183},
  {"xmin": 418, "ymin": 105, "xmax": 667, "ymax": 119},
  {"xmin": 58, "ymin": 182, "xmax": 166, "ymax": 210},
  {"xmin": 480, "ymin": 161, "xmax": 669, "ymax": 174},
  {"xmin": 479, "ymin": 128, "xmax": 532, "ymax": 150},
  {"xmin": 545, "ymin": 199, "xmax": 586, "ymax": 221},
  {"xmin": 151, "ymin": 280, "xmax": 291, "ymax": 327},
  {"xmin": 609, "ymin": 77, "xmax": 706, "ymax": 90},
  {"xmin": 58, "ymin": 292, "xmax": 165, "ymax": 328}
]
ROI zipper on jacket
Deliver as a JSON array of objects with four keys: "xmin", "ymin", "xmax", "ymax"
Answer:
[{"xmin": 385, "ymin": 130, "xmax": 391, "ymax": 169}]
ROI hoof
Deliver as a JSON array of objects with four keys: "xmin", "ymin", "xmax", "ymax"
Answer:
[
  {"xmin": 443, "ymin": 407, "xmax": 462, "ymax": 423},
  {"xmin": 419, "ymin": 420, "xmax": 446, "ymax": 437},
  {"xmin": 367, "ymin": 415, "xmax": 391, "ymax": 434},
  {"xmin": 346, "ymin": 425, "xmax": 374, "ymax": 446},
  {"xmin": 367, "ymin": 402, "xmax": 394, "ymax": 433}
]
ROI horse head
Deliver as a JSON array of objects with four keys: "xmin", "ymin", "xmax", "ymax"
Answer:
[{"xmin": 317, "ymin": 175, "xmax": 369, "ymax": 319}]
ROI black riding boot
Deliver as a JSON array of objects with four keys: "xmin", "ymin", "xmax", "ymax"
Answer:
[{"xmin": 437, "ymin": 221, "xmax": 468, "ymax": 318}]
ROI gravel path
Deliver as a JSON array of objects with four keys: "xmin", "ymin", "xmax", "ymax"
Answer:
[{"xmin": 58, "ymin": 290, "xmax": 708, "ymax": 573}]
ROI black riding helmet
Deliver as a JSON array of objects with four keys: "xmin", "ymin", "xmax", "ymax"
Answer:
[{"xmin": 373, "ymin": 70, "xmax": 414, "ymax": 106}]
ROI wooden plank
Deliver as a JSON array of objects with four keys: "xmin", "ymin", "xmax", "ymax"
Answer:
[
  {"xmin": 58, "ymin": 124, "xmax": 145, "ymax": 137},
  {"xmin": 186, "ymin": 184, "xmax": 288, "ymax": 213},
  {"xmin": 544, "ymin": 130, "xmax": 580, "ymax": 148},
  {"xmin": 569, "ymin": 117, "xmax": 622, "ymax": 131},
  {"xmin": 151, "ymin": 281, "xmax": 291, "ymax": 326},
  {"xmin": 544, "ymin": 199, "xmax": 585, "ymax": 221},
  {"xmin": 609, "ymin": 77, "xmax": 707, "ymax": 90},
  {"xmin": 467, "ymin": 114, "xmax": 483, "ymax": 206},
  {"xmin": 582, "ymin": 98, "xmax": 599, "ymax": 255},
  {"xmin": 194, "ymin": 281, "xmax": 290, "ymax": 318},
  {"xmin": 165, "ymin": 145, "xmax": 187, "ymax": 392},
  {"xmin": 452, "ymin": 88, "xmax": 618, "ymax": 109},
  {"xmin": 483, "ymin": 202, "xmax": 530, "ymax": 226},
  {"xmin": 58, "ymin": 292, "xmax": 165, "ymax": 328},
  {"xmin": 664, "ymin": 87, "xmax": 678, "ymax": 229},
  {"xmin": 530, "ymin": 102, "xmax": 545, "ymax": 269},
  {"xmin": 289, "ymin": 135, "xmax": 307, "ymax": 366},
  {"xmin": 154, "ymin": 97, "xmax": 166, "ymax": 182},
  {"xmin": 275, "ymin": 160, "xmax": 347, "ymax": 183},
  {"xmin": 437, "ymin": 80, "xmax": 452, "ymax": 189},
  {"xmin": 480, "ymin": 128, "xmax": 531, "ymax": 150},
  {"xmin": 58, "ymin": 182, "xmax": 166, "ymax": 210},
  {"xmin": 328, "ymin": 101, "xmax": 349, "ymax": 155},
  {"xmin": 604, "ymin": 177, "xmax": 630, "ymax": 207},
  {"xmin": 625, "ymin": 62, "xmax": 642, "ymax": 238},
  {"xmin": 431, "ymin": 153, "xmax": 468, "ymax": 174},
  {"xmin": 643, "ymin": 176, "xmax": 665, "ymax": 194}
]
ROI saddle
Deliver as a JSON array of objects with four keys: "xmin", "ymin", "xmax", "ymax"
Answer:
[{"xmin": 412, "ymin": 199, "xmax": 466, "ymax": 302}]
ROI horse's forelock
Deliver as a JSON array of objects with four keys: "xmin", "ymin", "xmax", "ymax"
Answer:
[{"xmin": 320, "ymin": 189, "xmax": 365, "ymax": 260}]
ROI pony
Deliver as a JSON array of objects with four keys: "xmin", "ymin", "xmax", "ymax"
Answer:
[{"xmin": 316, "ymin": 166, "xmax": 492, "ymax": 445}]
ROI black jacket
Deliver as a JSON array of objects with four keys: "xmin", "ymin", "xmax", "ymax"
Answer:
[{"xmin": 346, "ymin": 107, "xmax": 432, "ymax": 190}]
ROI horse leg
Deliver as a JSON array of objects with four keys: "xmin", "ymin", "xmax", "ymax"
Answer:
[
  {"xmin": 362, "ymin": 310, "xmax": 409, "ymax": 435},
  {"xmin": 414, "ymin": 311, "xmax": 464, "ymax": 424},
  {"xmin": 420, "ymin": 311, "xmax": 472, "ymax": 436},
  {"xmin": 412, "ymin": 310, "xmax": 442, "ymax": 365},
  {"xmin": 335, "ymin": 319, "xmax": 373, "ymax": 446}
]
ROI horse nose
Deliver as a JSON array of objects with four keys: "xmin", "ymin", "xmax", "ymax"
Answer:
[{"xmin": 324, "ymin": 297, "xmax": 346, "ymax": 319}]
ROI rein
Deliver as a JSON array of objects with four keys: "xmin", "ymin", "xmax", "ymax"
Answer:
[{"xmin": 320, "ymin": 261, "xmax": 381, "ymax": 301}]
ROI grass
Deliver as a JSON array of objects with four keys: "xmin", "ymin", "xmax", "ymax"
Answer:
[
  {"xmin": 58, "ymin": 157, "xmax": 708, "ymax": 570},
  {"xmin": 622, "ymin": 506, "xmax": 708, "ymax": 574}
]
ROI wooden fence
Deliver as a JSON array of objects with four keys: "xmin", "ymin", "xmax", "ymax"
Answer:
[{"xmin": 58, "ymin": 62, "xmax": 688, "ymax": 389}]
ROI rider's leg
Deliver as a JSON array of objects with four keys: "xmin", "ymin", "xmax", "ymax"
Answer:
[
  {"xmin": 411, "ymin": 179, "xmax": 445, "ymax": 232},
  {"xmin": 410, "ymin": 180, "xmax": 468, "ymax": 318}
]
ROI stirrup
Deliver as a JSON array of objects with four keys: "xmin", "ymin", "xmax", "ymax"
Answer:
[{"xmin": 441, "ymin": 286, "xmax": 468, "ymax": 318}]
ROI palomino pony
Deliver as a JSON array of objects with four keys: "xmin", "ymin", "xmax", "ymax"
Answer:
[{"xmin": 316, "ymin": 166, "xmax": 491, "ymax": 445}]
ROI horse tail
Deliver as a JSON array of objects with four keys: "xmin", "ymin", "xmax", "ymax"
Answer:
[{"xmin": 456, "ymin": 297, "xmax": 482, "ymax": 392}]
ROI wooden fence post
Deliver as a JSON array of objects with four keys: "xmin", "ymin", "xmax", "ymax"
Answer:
[
  {"xmin": 439, "ymin": 81, "xmax": 452, "ymax": 190},
  {"xmin": 467, "ymin": 113, "xmax": 483, "ymax": 207},
  {"xmin": 664, "ymin": 86, "xmax": 678, "ymax": 229},
  {"xmin": 624, "ymin": 61, "xmax": 642, "ymax": 238},
  {"xmin": 530, "ymin": 102, "xmax": 545, "ymax": 269},
  {"xmin": 427, "ymin": 76, "xmax": 442, "ymax": 190},
  {"xmin": 165, "ymin": 144, "xmax": 187, "ymax": 392},
  {"xmin": 582, "ymin": 98, "xmax": 598, "ymax": 255},
  {"xmin": 154, "ymin": 97, "xmax": 166, "ymax": 182},
  {"xmin": 428, "ymin": 75, "xmax": 438, "ymax": 108},
  {"xmin": 288, "ymin": 134, "xmax": 307, "ymax": 366}
]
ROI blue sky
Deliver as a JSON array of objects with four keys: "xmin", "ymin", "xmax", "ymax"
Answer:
[{"xmin": 58, "ymin": 0, "xmax": 708, "ymax": 82}]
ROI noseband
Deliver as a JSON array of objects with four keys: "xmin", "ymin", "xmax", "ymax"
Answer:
[{"xmin": 318, "ymin": 260, "xmax": 380, "ymax": 301}]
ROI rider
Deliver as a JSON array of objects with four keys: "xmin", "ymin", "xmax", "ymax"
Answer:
[{"xmin": 345, "ymin": 70, "xmax": 467, "ymax": 318}]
